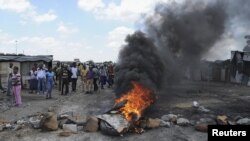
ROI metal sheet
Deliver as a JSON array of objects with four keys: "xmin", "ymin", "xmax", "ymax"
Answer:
[{"xmin": 97, "ymin": 114, "xmax": 129, "ymax": 133}]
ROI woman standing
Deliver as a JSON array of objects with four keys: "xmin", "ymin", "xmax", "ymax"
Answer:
[
  {"xmin": 29, "ymin": 67, "xmax": 37, "ymax": 93},
  {"xmin": 12, "ymin": 66, "xmax": 22, "ymax": 107}
]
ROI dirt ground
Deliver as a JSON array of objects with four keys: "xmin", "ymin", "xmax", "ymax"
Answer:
[{"xmin": 0, "ymin": 81, "xmax": 250, "ymax": 141}]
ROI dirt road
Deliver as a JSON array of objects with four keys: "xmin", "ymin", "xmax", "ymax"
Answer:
[{"xmin": 1, "ymin": 81, "xmax": 250, "ymax": 141}]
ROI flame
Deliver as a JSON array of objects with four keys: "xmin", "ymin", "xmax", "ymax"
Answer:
[{"xmin": 115, "ymin": 82, "xmax": 155, "ymax": 122}]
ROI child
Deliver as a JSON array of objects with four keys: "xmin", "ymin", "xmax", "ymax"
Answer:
[
  {"xmin": 46, "ymin": 67, "xmax": 55, "ymax": 99},
  {"xmin": 12, "ymin": 66, "xmax": 22, "ymax": 107}
]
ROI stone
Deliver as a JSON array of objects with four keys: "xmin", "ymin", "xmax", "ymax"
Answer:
[
  {"xmin": 16, "ymin": 120, "xmax": 27, "ymax": 125},
  {"xmin": 198, "ymin": 118, "xmax": 216, "ymax": 125},
  {"xmin": 63, "ymin": 124, "xmax": 77, "ymax": 133},
  {"xmin": 13, "ymin": 125, "xmax": 23, "ymax": 131},
  {"xmin": 146, "ymin": 118, "xmax": 161, "ymax": 128},
  {"xmin": 0, "ymin": 124, "xmax": 4, "ymax": 132},
  {"xmin": 85, "ymin": 117, "xmax": 99, "ymax": 132},
  {"xmin": 234, "ymin": 116, "xmax": 243, "ymax": 121},
  {"xmin": 68, "ymin": 115, "xmax": 89, "ymax": 126},
  {"xmin": 177, "ymin": 118, "xmax": 190, "ymax": 126},
  {"xmin": 29, "ymin": 116, "xmax": 41, "ymax": 129},
  {"xmin": 193, "ymin": 101, "xmax": 199, "ymax": 108},
  {"xmin": 0, "ymin": 118, "xmax": 10, "ymax": 124},
  {"xmin": 161, "ymin": 114, "xmax": 178, "ymax": 123},
  {"xmin": 236, "ymin": 118, "xmax": 250, "ymax": 125},
  {"xmin": 48, "ymin": 107, "xmax": 55, "ymax": 112},
  {"xmin": 195, "ymin": 123, "xmax": 208, "ymax": 132},
  {"xmin": 198, "ymin": 106, "xmax": 210, "ymax": 113},
  {"xmin": 216, "ymin": 115, "xmax": 228, "ymax": 125},
  {"xmin": 228, "ymin": 120, "xmax": 236, "ymax": 125},
  {"xmin": 58, "ymin": 118, "xmax": 69, "ymax": 129},
  {"xmin": 59, "ymin": 129, "xmax": 73, "ymax": 137},
  {"xmin": 159, "ymin": 120, "xmax": 171, "ymax": 128},
  {"xmin": 40, "ymin": 112, "xmax": 58, "ymax": 131}
]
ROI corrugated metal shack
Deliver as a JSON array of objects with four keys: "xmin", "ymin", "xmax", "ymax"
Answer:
[
  {"xmin": 230, "ymin": 51, "xmax": 250, "ymax": 84},
  {"xmin": 0, "ymin": 55, "xmax": 53, "ymax": 88}
]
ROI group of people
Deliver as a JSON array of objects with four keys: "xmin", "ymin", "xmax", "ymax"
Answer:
[
  {"xmin": 54, "ymin": 62, "xmax": 114, "ymax": 95},
  {"xmin": 3, "ymin": 61, "xmax": 115, "ymax": 107}
]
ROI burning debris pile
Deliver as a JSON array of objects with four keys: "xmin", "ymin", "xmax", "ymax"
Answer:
[{"xmin": 107, "ymin": 0, "xmax": 250, "ymax": 136}]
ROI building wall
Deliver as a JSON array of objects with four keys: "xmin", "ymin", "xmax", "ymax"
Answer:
[{"xmin": 0, "ymin": 62, "xmax": 21, "ymax": 87}]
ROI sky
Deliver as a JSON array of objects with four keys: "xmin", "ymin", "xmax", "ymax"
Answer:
[
  {"xmin": 0, "ymin": 0, "xmax": 248, "ymax": 62},
  {"xmin": 0, "ymin": 0, "xmax": 175, "ymax": 62}
]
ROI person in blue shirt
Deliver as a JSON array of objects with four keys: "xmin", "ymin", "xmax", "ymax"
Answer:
[{"xmin": 46, "ymin": 67, "xmax": 55, "ymax": 99}]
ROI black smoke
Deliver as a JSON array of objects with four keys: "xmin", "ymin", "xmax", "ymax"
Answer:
[
  {"xmin": 114, "ymin": 0, "xmax": 250, "ymax": 97},
  {"xmin": 114, "ymin": 31, "xmax": 164, "ymax": 96}
]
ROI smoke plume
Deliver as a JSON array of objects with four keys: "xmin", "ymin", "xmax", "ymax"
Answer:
[
  {"xmin": 114, "ymin": 0, "xmax": 250, "ymax": 96},
  {"xmin": 114, "ymin": 31, "xmax": 164, "ymax": 95}
]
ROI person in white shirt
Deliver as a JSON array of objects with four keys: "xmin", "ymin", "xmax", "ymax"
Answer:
[
  {"xmin": 71, "ymin": 62, "xmax": 78, "ymax": 92},
  {"xmin": 37, "ymin": 64, "xmax": 46, "ymax": 95}
]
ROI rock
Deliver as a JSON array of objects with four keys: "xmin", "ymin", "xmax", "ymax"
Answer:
[
  {"xmin": 58, "ymin": 118, "xmax": 69, "ymax": 129},
  {"xmin": 195, "ymin": 123, "xmax": 208, "ymax": 132},
  {"xmin": 68, "ymin": 115, "xmax": 89, "ymax": 126},
  {"xmin": 13, "ymin": 125, "xmax": 23, "ymax": 131},
  {"xmin": 40, "ymin": 112, "xmax": 58, "ymax": 131},
  {"xmin": 159, "ymin": 120, "xmax": 171, "ymax": 128},
  {"xmin": 236, "ymin": 118, "xmax": 250, "ymax": 125},
  {"xmin": 193, "ymin": 101, "xmax": 199, "ymax": 108},
  {"xmin": 216, "ymin": 115, "xmax": 228, "ymax": 125},
  {"xmin": 234, "ymin": 116, "xmax": 243, "ymax": 121},
  {"xmin": 4, "ymin": 123, "xmax": 13, "ymax": 129},
  {"xmin": 161, "ymin": 114, "xmax": 178, "ymax": 123},
  {"xmin": 16, "ymin": 120, "xmax": 27, "ymax": 125},
  {"xmin": 85, "ymin": 117, "xmax": 99, "ymax": 132},
  {"xmin": 146, "ymin": 118, "xmax": 161, "ymax": 128},
  {"xmin": 59, "ymin": 129, "xmax": 73, "ymax": 137},
  {"xmin": 29, "ymin": 116, "xmax": 41, "ymax": 129},
  {"xmin": 177, "ymin": 118, "xmax": 190, "ymax": 126},
  {"xmin": 48, "ymin": 107, "xmax": 55, "ymax": 112},
  {"xmin": 198, "ymin": 106, "xmax": 210, "ymax": 113},
  {"xmin": 228, "ymin": 120, "xmax": 236, "ymax": 125},
  {"xmin": 0, "ymin": 118, "xmax": 10, "ymax": 124},
  {"xmin": 63, "ymin": 124, "xmax": 77, "ymax": 133},
  {"xmin": 198, "ymin": 118, "xmax": 216, "ymax": 125},
  {"xmin": 0, "ymin": 124, "xmax": 4, "ymax": 132}
]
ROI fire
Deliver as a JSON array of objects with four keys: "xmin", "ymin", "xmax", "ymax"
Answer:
[{"xmin": 115, "ymin": 82, "xmax": 155, "ymax": 122}]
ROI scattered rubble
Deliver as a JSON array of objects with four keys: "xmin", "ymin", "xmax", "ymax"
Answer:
[
  {"xmin": 194, "ymin": 123, "xmax": 207, "ymax": 133},
  {"xmin": 85, "ymin": 116, "xmax": 99, "ymax": 132},
  {"xmin": 59, "ymin": 129, "xmax": 74, "ymax": 137},
  {"xmin": 159, "ymin": 120, "xmax": 171, "ymax": 128},
  {"xmin": 177, "ymin": 118, "xmax": 190, "ymax": 126},
  {"xmin": 40, "ymin": 112, "xmax": 58, "ymax": 131},
  {"xmin": 192, "ymin": 101, "xmax": 210, "ymax": 113},
  {"xmin": 236, "ymin": 118, "xmax": 250, "ymax": 125},
  {"xmin": 161, "ymin": 114, "xmax": 177, "ymax": 123},
  {"xmin": 216, "ymin": 115, "xmax": 228, "ymax": 125},
  {"xmin": 146, "ymin": 118, "xmax": 161, "ymax": 128},
  {"xmin": 197, "ymin": 118, "xmax": 216, "ymax": 125},
  {"xmin": 29, "ymin": 116, "xmax": 42, "ymax": 129},
  {"xmin": 63, "ymin": 124, "xmax": 78, "ymax": 133}
]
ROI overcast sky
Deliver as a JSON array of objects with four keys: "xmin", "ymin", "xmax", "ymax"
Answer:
[{"xmin": 0, "ymin": 0, "xmax": 178, "ymax": 62}]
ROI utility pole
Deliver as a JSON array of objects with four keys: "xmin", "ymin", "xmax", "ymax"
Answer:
[{"xmin": 15, "ymin": 40, "xmax": 18, "ymax": 54}]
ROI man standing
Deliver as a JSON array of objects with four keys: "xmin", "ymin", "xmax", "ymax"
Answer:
[
  {"xmin": 7, "ymin": 63, "xmax": 13, "ymax": 96},
  {"xmin": 80, "ymin": 64, "xmax": 88, "ymax": 93},
  {"xmin": 86, "ymin": 67, "xmax": 94, "ymax": 94},
  {"xmin": 37, "ymin": 64, "xmax": 46, "ymax": 95},
  {"xmin": 61, "ymin": 65, "xmax": 69, "ymax": 95},
  {"xmin": 71, "ymin": 62, "xmax": 78, "ymax": 93}
]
